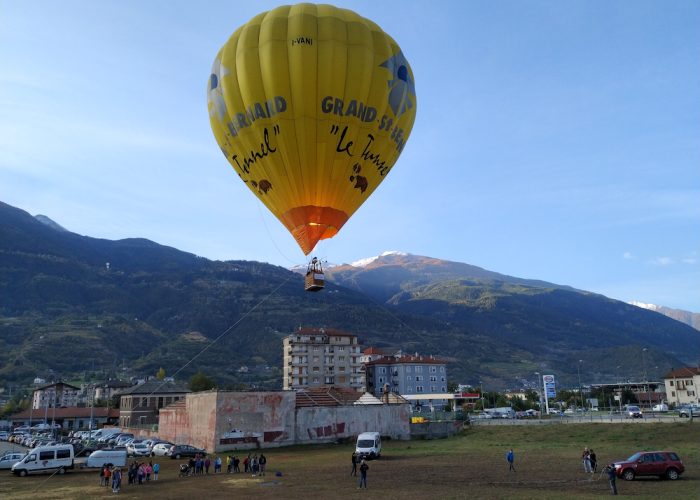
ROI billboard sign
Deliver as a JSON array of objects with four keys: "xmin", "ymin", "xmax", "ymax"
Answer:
[{"xmin": 543, "ymin": 374, "xmax": 556, "ymax": 399}]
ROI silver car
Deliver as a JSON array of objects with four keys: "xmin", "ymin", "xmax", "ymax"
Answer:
[
  {"xmin": 0, "ymin": 453, "xmax": 25, "ymax": 470},
  {"xmin": 151, "ymin": 442, "xmax": 174, "ymax": 457}
]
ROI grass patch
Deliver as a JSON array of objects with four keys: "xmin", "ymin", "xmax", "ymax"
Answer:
[{"xmin": 1, "ymin": 422, "xmax": 698, "ymax": 499}]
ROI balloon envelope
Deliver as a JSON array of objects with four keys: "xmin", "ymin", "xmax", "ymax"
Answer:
[{"xmin": 208, "ymin": 3, "xmax": 417, "ymax": 254}]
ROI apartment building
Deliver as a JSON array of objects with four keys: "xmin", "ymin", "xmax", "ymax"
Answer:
[
  {"xmin": 364, "ymin": 353, "xmax": 448, "ymax": 408},
  {"xmin": 283, "ymin": 327, "xmax": 363, "ymax": 391},
  {"xmin": 664, "ymin": 366, "xmax": 700, "ymax": 406},
  {"xmin": 32, "ymin": 382, "xmax": 81, "ymax": 409}
]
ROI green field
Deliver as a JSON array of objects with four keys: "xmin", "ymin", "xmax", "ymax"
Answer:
[{"xmin": 1, "ymin": 422, "xmax": 698, "ymax": 499}]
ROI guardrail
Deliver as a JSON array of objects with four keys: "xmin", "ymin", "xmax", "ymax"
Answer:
[{"xmin": 468, "ymin": 413, "xmax": 696, "ymax": 425}]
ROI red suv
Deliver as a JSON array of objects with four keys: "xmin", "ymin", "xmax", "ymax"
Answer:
[{"xmin": 614, "ymin": 451, "xmax": 684, "ymax": 480}]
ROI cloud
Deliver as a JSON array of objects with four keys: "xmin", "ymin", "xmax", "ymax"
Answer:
[
  {"xmin": 682, "ymin": 252, "xmax": 697, "ymax": 265},
  {"xmin": 651, "ymin": 257, "xmax": 673, "ymax": 266},
  {"xmin": 623, "ymin": 251, "xmax": 634, "ymax": 260}
]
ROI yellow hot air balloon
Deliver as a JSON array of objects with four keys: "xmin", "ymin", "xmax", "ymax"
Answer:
[{"xmin": 207, "ymin": 3, "xmax": 417, "ymax": 256}]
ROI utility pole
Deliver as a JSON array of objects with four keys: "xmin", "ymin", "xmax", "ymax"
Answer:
[
  {"xmin": 89, "ymin": 384, "xmax": 95, "ymax": 435},
  {"xmin": 534, "ymin": 372, "xmax": 542, "ymax": 419},
  {"xmin": 641, "ymin": 347, "xmax": 649, "ymax": 410},
  {"xmin": 577, "ymin": 360, "xmax": 584, "ymax": 412}
]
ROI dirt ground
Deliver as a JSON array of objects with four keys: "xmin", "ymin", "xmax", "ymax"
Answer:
[{"xmin": 1, "ymin": 422, "xmax": 698, "ymax": 499}]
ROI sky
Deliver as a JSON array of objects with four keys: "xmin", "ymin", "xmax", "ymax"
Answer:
[{"xmin": 1, "ymin": 1, "xmax": 699, "ymax": 312}]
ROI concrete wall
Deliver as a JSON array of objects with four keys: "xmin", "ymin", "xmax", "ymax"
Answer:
[
  {"xmin": 158, "ymin": 391, "xmax": 412, "ymax": 452},
  {"xmin": 296, "ymin": 404, "xmax": 411, "ymax": 443},
  {"xmin": 409, "ymin": 420, "xmax": 463, "ymax": 439},
  {"xmin": 213, "ymin": 391, "xmax": 296, "ymax": 451}
]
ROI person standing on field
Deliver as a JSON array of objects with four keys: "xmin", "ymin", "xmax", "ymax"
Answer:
[
  {"xmin": 582, "ymin": 447, "xmax": 592, "ymax": 473},
  {"xmin": 351, "ymin": 452, "xmax": 358, "ymax": 476},
  {"xmin": 604, "ymin": 463, "xmax": 618, "ymax": 495},
  {"xmin": 589, "ymin": 449, "xmax": 597, "ymax": 473},
  {"xmin": 358, "ymin": 459, "xmax": 369, "ymax": 488},
  {"xmin": 506, "ymin": 449, "xmax": 516, "ymax": 472}
]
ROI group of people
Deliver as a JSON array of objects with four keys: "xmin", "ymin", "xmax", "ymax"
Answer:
[
  {"xmin": 100, "ymin": 462, "xmax": 157, "ymax": 493},
  {"xmin": 505, "ymin": 447, "xmax": 617, "ymax": 495},
  {"xmin": 183, "ymin": 453, "xmax": 267, "ymax": 477},
  {"xmin": 99, "ymin": 464, "xmax": 122, "ymax": 493},
  {"xmin": 127, "ymin": 460, "xmax": 159, "ymax": 484},
  {"xmin": 581, "ymin": 447, "xmax": 598, "ymax": 473},
  {"xmin": 185, "ymin": 454, "xmax": 211, "ymax": 475},
  {"xmin": 583, "ymin": 447, "xmax": 618, "ymax": 496}
]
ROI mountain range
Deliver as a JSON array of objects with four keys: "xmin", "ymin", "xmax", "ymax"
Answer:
[
  {"xmin": 628, "ymin": 301, "xmax": 700, "ymax": 331},
  {"xmin": 1, "ymin": 200, "xmax": 698, "ymax": 391}
]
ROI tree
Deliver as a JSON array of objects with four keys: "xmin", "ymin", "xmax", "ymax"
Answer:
[
  {"xmin": 189, "ymin": 371, "xmax": 216, "ymax": 392},
  {"xmin": 156, "ymin": 367, "xmax": 166, "ymax": 380}
]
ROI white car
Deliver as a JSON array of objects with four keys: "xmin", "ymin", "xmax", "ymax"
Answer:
[
  {"xmin": 652, "ymin": 403, "xmax": 668, "ymax": 412},
  {"xmin": 0, "ymin": 453, "xmax": 26, "ymax": 470},
  {"xmin": 151, "ymin": 442, "xmax": 174, "ymax": 457},
  {"xmin": 127, "ymin": 443, "xmax": 151, "ymax": 457}
]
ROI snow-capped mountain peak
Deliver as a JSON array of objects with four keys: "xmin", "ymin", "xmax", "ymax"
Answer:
[
  {"xmin": 351, "ymin": 251, "xmax": 408, "ymax": 268},
  {"xmin": 629, "ymin": 301, "xmax": 659, "ymax": 312}
]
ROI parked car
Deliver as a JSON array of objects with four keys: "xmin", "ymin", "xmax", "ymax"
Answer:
[
  {"xmin": 151, "ymin": 442, "xmax": 174, "ymax": 457},
  {"xmin": 624, "ymin": 405, "xmax": 643, "ymax": 418},
  {"xmin": 613, "ymin": 451, "xmax": 685, "ymax": 480},
  {"xmin": 126, "ymin": 442, "xmax": 151, "ymax": 457},
  {"xmin": 0, "ymin": 452, "xmax": 26, "ymax": 470},
  {"xmin": 678, "ymin": 404, "xmax": 699, "ymax": 418},
  {"xmin": 165, "ymin": 445, "xmax": 206, "ymax": 459},
  {"xmin": 114, "ymin": 434, "xmax": 135, "ymax": 447},
  {"xmin": 0, "ymin": 431, "xmax": 9, "ymax": 441},
  {"xmin": 652, "ymin": 403, "xmax": 669, "ymax": 412}
]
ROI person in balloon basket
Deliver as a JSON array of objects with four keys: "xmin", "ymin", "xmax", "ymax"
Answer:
[{"xmin": 358, "ymin": 459, "xmax": 369, "ymax": 489}]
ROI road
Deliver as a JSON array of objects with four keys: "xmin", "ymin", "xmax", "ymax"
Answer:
[{"xmin": 470, "ymin": 413, "xmax": 696, "ymax": 426}]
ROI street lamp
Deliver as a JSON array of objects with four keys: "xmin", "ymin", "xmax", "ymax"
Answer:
[
  {"xmin": 534, "ymin": 372, "xmax": 542, "ymax": 419},
  {"xmin": 479, "ymin": 381, "xmax": 484, "ymax": 410},
  {"xmin": 577, "ymin": 360, "xmax": 584, "ymax": 411},
  {"xmin": 89, "ymin": 384, "xmax": 96, "ymax": 434},
  {"xmin": 641, "ymin": 347, "xmax": 649, "ymax": 410}
]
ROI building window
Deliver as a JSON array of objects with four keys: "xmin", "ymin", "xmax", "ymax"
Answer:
[
  {"xmin": 430, "ymin": 376, "xmax": 437, "ymax": 382},
  {"xmin": 670, "ymin": 380, "xmax": 674, "ymax": 386},
  {"xmin": 441, "ymin": 377, "xmax": 445, "ymax": 382},
  {"xmin": 416, "ymin": 366, "xmax": 423, "ymax": 372},
  {"xmin": 406, "ymin": 376, "xmax": 412, "ymax": 381},
  {"xmin": 671, "ymin": 391, "xmax": 675, "ymax": 397},
  {"xmin": 440, "ymin": 367, "xmax": 445, "ymax": 372},
  {"xmin": 379, "ymin": 377, "xmax": 384, "ymax": 383},
  {"xmin": 380, "ymin": 367, "xmax": 386, "ymax": 374},
  {"xmin": 431, "ymin": 386, "xmax": 436, "ymax": 392},
  {"xmin": 339, "ymin": 356, "xmax": 345, "ymax": 361},
  {"xmin": 416, "ymin": 386, "xmax": 424, "ymax": 392},
  {"xmin": 406, "ymin": 366, "xmax": 412, "ymax": 372},
  {"xmin": 339, "ymin": 346, "xmax": 345, "ymax": 351},
  {"xmin": 407, "ymin": 386, "xmax": 413, "ymax": 392},
  {"xmin": 430, "ymin": 366, "xmax": 437, "ymax": 373},
  {"xmin": 313, "ymin": 367, "xmax": 319, "ymax": 372},
  {"xmin": 416, "ymin": 376, "xmax": 423, "ymax": 381}
]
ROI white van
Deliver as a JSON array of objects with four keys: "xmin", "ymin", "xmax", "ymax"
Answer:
[
  {"xmin": 355, "ymin": 432, "xmax": 382, "ymax": 460},
  {"xmin": 12, "ymin": 444, "xmax": 75, "ymax": 476},
  {"xmin": 86, "ymin": 449, "xmax": 127, "ymax": 468},
  {"xmin": 93, "ymin": 427, "xmax": 122, "ymax": 442}
]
